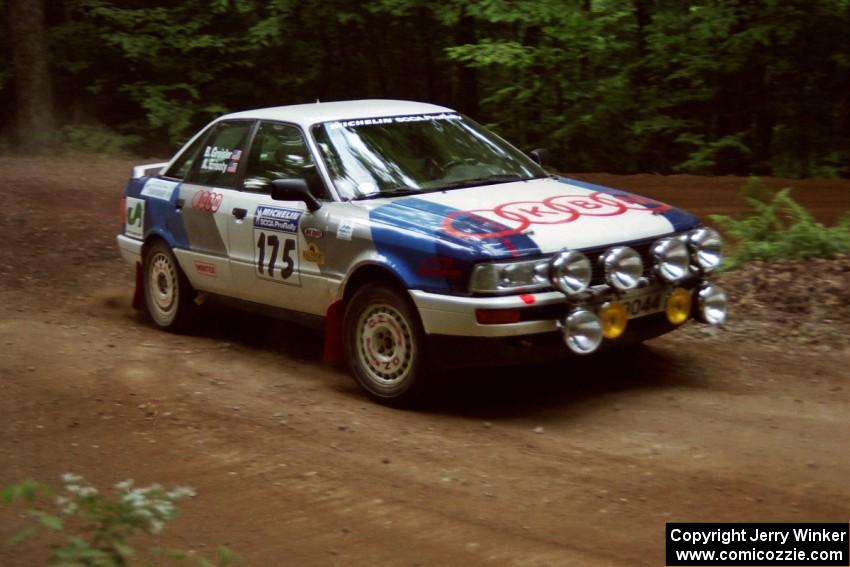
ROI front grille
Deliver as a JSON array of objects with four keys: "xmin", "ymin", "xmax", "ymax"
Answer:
[{"xmin": 581, "ymin": 237, "xmax": 663, "ymax": 286}]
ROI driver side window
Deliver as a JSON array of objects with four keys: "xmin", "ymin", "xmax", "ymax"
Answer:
[
  {"xmin": 184, "ymin": 120, "xmax": 252, "ymax": 188},
  {"xmin": 243, "ymin": 122, "xmax": 328, "ymax": 199}
]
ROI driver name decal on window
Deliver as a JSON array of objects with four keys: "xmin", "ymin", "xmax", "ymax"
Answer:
[
  {"xmin": 200, "ymin": 146, "xmax": 234, "ymax": 173},
  {"xmin": 226, "ymin": 149, "xmax": 242, "ymax": 173}
]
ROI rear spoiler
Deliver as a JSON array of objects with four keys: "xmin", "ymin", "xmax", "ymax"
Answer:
[{"xmin": 131, "ymin": 162, "xmax": 168, "ymax": 179}]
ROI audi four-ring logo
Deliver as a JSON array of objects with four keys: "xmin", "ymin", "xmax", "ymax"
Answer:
[
  {"xmin": 441, "ymin": 191, "xmax": 671, "ymax": 240},
  {"xmin": 191, "ymin": 190, "xmax": 223, "ymax": 213}
]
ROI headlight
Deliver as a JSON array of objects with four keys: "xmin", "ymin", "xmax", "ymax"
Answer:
[
  {"xmin": 469, "ymin": 258, "xmax": 550, "ymax": 293},
  {"xmin": 665, "ymin": 287, "xmax": 692, "ymax": 325},
  {"xmin": 600, "ymin": 246, "xmax": 643, "ymax": 290},
  {"xmin": 562, "ymin": 308, "xmax": 603, "ymax": 354},
  {"xmin": 651, "ymin": 236, "xmax": 690, "ymax": 283},
  {"xmin": 599, "ymin": 302, "xmax": 628, "ymax": 339},
  {"xmin": 696, "ymin": 283, "xmax": 727, "ymax": 325},
  {"xmin": 688, "ymin": 227, "xmax": 723, "ymax": 272},
  {"xmin": 549, "ymin": 250, "xmax": 591, "ymax": 295}
]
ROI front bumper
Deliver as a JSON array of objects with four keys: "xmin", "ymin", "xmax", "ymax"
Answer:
[
  {"xmin": 410, "ymin": 284, "xmax": 685, "ymax": 338},
  {"xmin": 410, "ymin": 289, "xmax": 565, "ymax": 337},
  {"xmin": 427, "ymin": 313, "xmax": 678, "ymax": 369},
  {"xmin": 410, "ymin": 280, "xmax": 722, "ymax": 363}
]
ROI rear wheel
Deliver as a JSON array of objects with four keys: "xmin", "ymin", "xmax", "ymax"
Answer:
[
  {"xmin": 343, "ymin": 284, "xmax": 430, "ymax": 406},
  {"xmin": 143, "ymin": 240, "xmax": 196, "ymax": 332}
]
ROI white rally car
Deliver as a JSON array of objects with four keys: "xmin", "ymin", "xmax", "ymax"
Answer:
[{"xmin": 117, "ymin": 99, "xmax": 726, "ymax": 405}]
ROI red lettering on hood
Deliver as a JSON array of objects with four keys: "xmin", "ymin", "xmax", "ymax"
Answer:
[{"xmin": 442, "ymin": 191, "xmax": 671, "ymax": 240}]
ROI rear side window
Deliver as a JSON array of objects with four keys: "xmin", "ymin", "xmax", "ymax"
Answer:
[
  {"xmin": 185, "ymin": 121, "xmax": 253, "ymax": 188},
  {"xmin": 163, "ymin": 126, "xmax": 212, "ymax": 180}
]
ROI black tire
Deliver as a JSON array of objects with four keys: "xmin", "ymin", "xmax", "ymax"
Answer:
[
  {"xmin": 142, "ymin": 240, "xmax": 196, "ymax": 332},
  {"xmin": 343, "ymin": 284, "xmax": 430, "ymax": 406}
]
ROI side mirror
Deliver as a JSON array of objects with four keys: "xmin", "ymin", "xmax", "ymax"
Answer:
[
  {"xmin": 529, "ymin": 148, "xmax": 549, "ymax": 167},
  {"xmin": 271, "ymin": 178, "xmax": 321, "ymax": 212}
]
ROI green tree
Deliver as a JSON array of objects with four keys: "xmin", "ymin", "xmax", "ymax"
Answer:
[{"xmin": 0, "ymin": 0, "xmax": 848, "ymax": 175}]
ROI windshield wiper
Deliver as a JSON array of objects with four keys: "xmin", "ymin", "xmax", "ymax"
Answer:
[
  {"xmin": 434, "ymin": 174, "xmax": 537, "ymax": 192},
  {"xmin": 352, "ymin": 187, "xmax": 422, "ymax": 201}
]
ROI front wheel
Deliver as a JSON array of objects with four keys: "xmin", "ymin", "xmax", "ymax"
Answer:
[
  {"xmin": 142, "ymin": 240, "xmax": 196, "ymax": 332},
  {"xmin": 343, "ymin": 285, "xmax": 430, "ymax": 406}
]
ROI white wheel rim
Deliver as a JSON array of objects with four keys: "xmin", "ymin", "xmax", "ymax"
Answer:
[
  {"xmin": 149, "ymin": 252, "xmax": 177, "ymax": 318},
  {"xmin": 356, "ymin": 303, "xmax": 415, "ymax": 387}
]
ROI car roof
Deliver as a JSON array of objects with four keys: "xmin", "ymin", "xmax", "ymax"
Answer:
[{"xmin": 220, "ymin": 99, "xmax": 455, "ymax": 128}]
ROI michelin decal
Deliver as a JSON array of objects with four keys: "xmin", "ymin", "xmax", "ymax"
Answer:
[
  {"xmin": 254, "ymin": 206, "xmax": 301, "ymax": 233},
  {"xmin": 253, "ymin": 206, "xmax": 302, "ymax": 286}
]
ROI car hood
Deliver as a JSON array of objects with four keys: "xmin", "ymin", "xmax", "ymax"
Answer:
[{"xmin": 366, "ymin": 176, "xmax": 699, "ymax": 258}]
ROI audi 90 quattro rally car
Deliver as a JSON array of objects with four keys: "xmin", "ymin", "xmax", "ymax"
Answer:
[{"xmin": 117, "ymin": 99, "xmax": 727, "ymax": 405}]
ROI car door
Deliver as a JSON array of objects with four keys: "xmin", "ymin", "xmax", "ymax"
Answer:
[
  {"xmin": 227, "ymin": 121, "xmax": 333, "ymax": 316},
  {"xmin": 172, "ymin": 119, "xmax": 255, "ymax": 295}
]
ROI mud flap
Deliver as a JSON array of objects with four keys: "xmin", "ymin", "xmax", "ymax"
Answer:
[
  {"xmin": 132, "ymin": 262, "xmax": 144, "ymax": 310},
  {"xmin": 323, "ymin": 300, "xmax": 345, "ymax": 366}
]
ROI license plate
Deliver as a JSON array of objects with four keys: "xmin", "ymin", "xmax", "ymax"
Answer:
[{"xmin": 619, "ymin": 288, "xmax": 666, "ymax": 319}]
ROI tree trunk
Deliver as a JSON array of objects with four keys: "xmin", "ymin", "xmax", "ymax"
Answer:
[
  {"xmin": 579, "ymin": 0, "xmax": 592, "ymax": 81},
  {"xmin": 455, "ymin": 11, "xmax": 478, "ymax": 116},
  {"xmin": 633, "ymin": 0, "xmax": 652, "ymax": 57},
  {"xmin": 7, "ymin": 0, "xmax": 56, "ymax": 150}
]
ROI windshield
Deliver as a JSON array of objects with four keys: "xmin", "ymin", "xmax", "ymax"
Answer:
[{"xmin": 311, "ymin": 113, "xmax": 547, "ymax": 200}]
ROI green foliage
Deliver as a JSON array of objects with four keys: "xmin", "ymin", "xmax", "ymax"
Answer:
[
  {"xmin": 2, "ymin": 474, "xmax": 243, "ymax": 567},
  {"xmin": 710, "ymin": 178, "xmax": 850, "ymax": 268},
  {"xmin": 675, "ymin": 133, "xmax": 752, "ymax": 175},
  {"xmin": 0, "ymin": 0, "xmax": 849, "ymax": 172},
  {"xmin": 61, "ymin": 124, "xmax": 143, "ymax": 155},
  {"xmin": 446, "ymin": 40, "xmax": 533, "ymax": 68}
]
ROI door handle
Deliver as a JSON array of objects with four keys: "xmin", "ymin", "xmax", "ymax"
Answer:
[
  {"xmin": 232, "ymin": 207, "xmax": 247, "ymax": 220},
  {"xmin": 175, "ymin": 198, "xmax": 184, "ymax": 210}
]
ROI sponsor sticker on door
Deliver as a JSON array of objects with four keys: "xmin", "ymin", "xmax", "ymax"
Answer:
[
  {"xmin": 125, "ymin": 197, "xmax": 145, "ymax": 239},
  {"xmin": 254, "ymin": 206, "xmax": 301, "ymax": 233},
  {"xmin": 253, "ymin": 206, "xmax": 303, "ymax": 286}
]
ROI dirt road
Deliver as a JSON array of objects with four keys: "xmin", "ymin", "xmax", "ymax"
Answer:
[{"xmin": 1, "ymin": 155, "xmax": 849, "ymax": 566}]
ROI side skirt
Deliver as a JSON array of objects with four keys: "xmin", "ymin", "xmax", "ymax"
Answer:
[{"xmin": 203, "ymin": 292, "xmax": 325, "ymax": 331}]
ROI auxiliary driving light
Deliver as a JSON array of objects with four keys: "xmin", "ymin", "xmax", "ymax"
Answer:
[
  {"xmin": 651, "ymin": 237, "xmax": 690, "ymax": 283},
  {"xmin": 563, "ymin": 308, "xmax": 604, "ymax": 355},
  {"xmin": 688, "ymin": 227, "xmax": 723, "ymax": 273},
  {"xmin": 599, "ymin": 302, "xmax": 628, "ymax": 339},
  {"xmin": 696, "ymin": 283, "xmax": 727, "ymax": 325},
  {"xmin": 665, "ymin": 287, "xmax": 692, "ymax": 325},
  {"xmin": 549, "ymin": 250, "xmax": 592, "ymax": 295},
  {"xmin": 600, "ymin": 246, "xmax": 643, "ymax": 291}
]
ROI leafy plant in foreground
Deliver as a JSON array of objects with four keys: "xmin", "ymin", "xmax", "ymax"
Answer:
[
  {"xmin": 1, "ymin": 474, "xmax": 242, "ymax": 566},
  {"xmin": 710, "ymin": 177, "xmax": 850, "ymax": 269}
]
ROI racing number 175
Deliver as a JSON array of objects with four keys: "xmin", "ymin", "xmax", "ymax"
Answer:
[{"xmin": 256, "ymin": 232, "xmax": 295, "ymax": 279}]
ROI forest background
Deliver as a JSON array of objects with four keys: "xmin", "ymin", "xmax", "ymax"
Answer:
[{"xmin": 2, "ymin": 0, "xmax": 849, "ymax": 177}]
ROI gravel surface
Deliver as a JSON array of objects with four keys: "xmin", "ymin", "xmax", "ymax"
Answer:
[{"xmin": 1, "ymin": 155, "xmax": 849, "ymax": 566}]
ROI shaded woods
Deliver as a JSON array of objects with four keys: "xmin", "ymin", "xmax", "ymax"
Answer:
[{"xmin": 2, "ymin": 0, "xmax": 849, "ymax": 176}]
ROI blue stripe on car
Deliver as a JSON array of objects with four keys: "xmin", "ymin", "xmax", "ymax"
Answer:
[
  {"xmin": 557, "ymin": 177, "xmax": 700, "ymax": 232},
  {"xmin": 369, "ymin": 197, "xmax": 541, "ymax": 293},
  {"xmin": 125, "ymin": 177, "xmax": 190, "ymax": 249}
]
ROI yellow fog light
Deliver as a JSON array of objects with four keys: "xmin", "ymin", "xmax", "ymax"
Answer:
[
  {"xmin": 599, "ymin": 302, "xmax": 628, "ymax": 339},
  {"xmin": 666, "ymin": 287, "xmax": 692, "ymax": 325}
]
